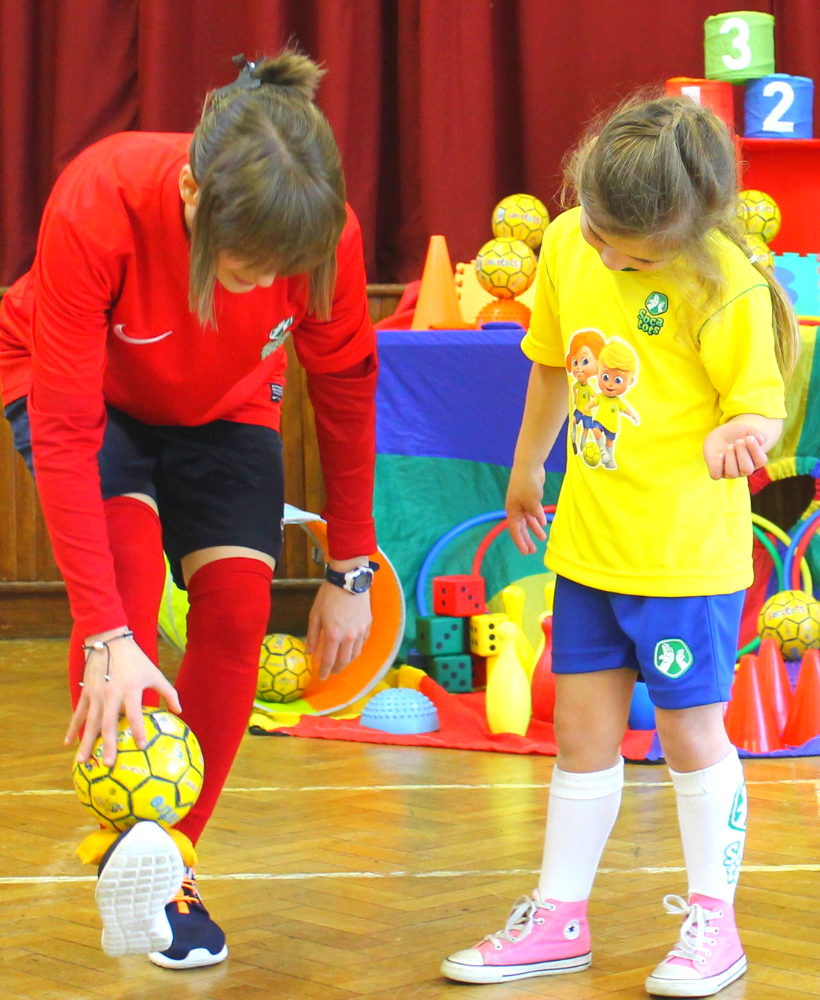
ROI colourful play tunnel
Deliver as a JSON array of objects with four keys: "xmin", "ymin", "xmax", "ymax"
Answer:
[{"xmin": 158, "ymin": 505, "xmax": 406, "ymax": 717}]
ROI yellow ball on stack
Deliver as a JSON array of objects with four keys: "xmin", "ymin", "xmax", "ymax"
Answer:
[
  {"xmin": 475, "ymin": 238, "xmax": 537, "ymax": 299},
  {"xmin": 737, "ymin": 189, "xmax": 781, "ymax": 244},
  {"xmin": 744, "ymin": 233, "xmax": 774, "ymax": 270},
  {"xmin": 491, "ymin": 194, "xmax": 550, "ymax": 250}
]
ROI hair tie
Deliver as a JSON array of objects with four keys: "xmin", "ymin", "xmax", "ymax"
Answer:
[{"xmin": 211, "ymin": 54, "xmax": 262, "ymax": 102}]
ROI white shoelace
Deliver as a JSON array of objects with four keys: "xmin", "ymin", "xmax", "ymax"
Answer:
[
  {"xmin": 484, "ymin": 895, "xmax": 556, "ymax": 949},
  {"xmin": 663, "ymin": 894, "xmax": 722, "ymax": 965}
]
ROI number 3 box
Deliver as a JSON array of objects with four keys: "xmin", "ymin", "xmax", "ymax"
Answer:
[
  {"xmin": 745, "ymin": 74, "xmax": 814, "ymax": 140},
  {"xmin": 704, "ymin": 11, "xmax": 775, "ymax": 85}
]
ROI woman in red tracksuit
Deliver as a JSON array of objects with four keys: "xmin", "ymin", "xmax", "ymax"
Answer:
[{"xmin": 0, "ymin": 50, "xmax": 379, "ymax": 970}]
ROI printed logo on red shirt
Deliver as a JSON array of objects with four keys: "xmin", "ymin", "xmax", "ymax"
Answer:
[
  {"xmin": 113, "ymin": 324, "xmax": 174, "ymax": 345},
  {"xmin": 261, "ymin": 316, "xmax": 294, "ymax": 359}
]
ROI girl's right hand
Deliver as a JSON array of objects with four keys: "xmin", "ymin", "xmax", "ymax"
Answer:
[
  {"xmin": 506, "ymin": 463, "xmax": 548, "ymax": 555},
  {"xmin": 65, "ymin": 633, "xmax": 181, "ymax": 767}
]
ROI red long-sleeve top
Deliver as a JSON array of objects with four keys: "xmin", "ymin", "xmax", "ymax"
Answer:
[{"xmin": 0, "ymin": 132, "xmax": 377, "ymax": 637}]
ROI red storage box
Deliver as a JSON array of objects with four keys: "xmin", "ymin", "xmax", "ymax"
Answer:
[{"xmin": 740, "ymin": 139, "xmax": 820, "ymax": 254}]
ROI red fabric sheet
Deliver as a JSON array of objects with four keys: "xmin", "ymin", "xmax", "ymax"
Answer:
[{"xmin": 256, "ymin": 675, "xmax": 657, "ymax": 761}]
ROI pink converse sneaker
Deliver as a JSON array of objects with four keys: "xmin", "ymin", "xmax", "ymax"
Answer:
[
  {"xmin": 441, "ymin": 890, "xmax": 591, "ymax": 984},
  {"xmin": 645, "ymin": 894, "xmax": 746, "ymax": 997}
]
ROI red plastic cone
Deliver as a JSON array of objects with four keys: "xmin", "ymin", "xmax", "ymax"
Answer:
[
  {"xmin": 531, "ymin": 615, "xmax": 556, "ymax": 723},
  {"xmin": 411, "ymin": 236, "xmax": 466, "ymax": 330},
  {"xmin": 724, "ymin": 654, "xmax": 785, "ymax": 753},
  {"xmin": 782, "ymin": 648, "xmax": 820, "ymax": 746},
  {"xmin": 756, "ymin": 638, "xmax": 793, "ymax": 735}
]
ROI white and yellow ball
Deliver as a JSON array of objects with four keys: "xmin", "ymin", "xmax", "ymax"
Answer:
[
  {"xmin": 72, "ymin": 710, "xmax": 204, "ymax": 831},
  {"xmin": 738, "ymin": 189, "xmax": 781, "ymax": 244},
  {"xmin": 475, "ymin": 238, "xmax": 537, "ymax": 299},
  {"xmin": 491, "ymin": 194, "xmax": 550, "ymax": 250},
  {"xmin": 758, "ymin": 590, "xmax": 820, "ymax": 661},
  {"xmin": 581, "ymin": 438, "xmax": 601, "ymax": 468},
  {"xmin": 257, "ymin": 633, "xmax": 314, "ymax": 703}
]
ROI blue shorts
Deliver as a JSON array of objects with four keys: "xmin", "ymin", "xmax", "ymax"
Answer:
[
  {"xmin": 573, "ymin": 409, "xmax": 593, "ymax": 429},
  {"xmin": 3, "ymin": 396, "xmax": 285, "ymax": 590},
  {"xmin": 591, "ymin": 421, "xmax": 616, "ymax": 442},
  {"xmin": 552, "ymin": 576, "xmax": 744, "ymax": 709}
]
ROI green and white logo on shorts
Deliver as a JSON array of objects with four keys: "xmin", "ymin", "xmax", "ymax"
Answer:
[
  {"xmin": 728, "ymin": 783, "xmax": 748, "ymax": 832},
  {"xmin": 653, "ymin": 639, "xmax": 694, "ymax": 678}
]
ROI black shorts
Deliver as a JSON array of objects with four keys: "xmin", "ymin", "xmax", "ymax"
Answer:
[{"xmin": 4, "ymin": 398, "xmax": 285, "ymax": 589}]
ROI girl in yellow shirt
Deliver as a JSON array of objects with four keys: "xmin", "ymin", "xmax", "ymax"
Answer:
[{"xmin": 443, "ymin": 95, "xmax": 798, "ymax": 997}]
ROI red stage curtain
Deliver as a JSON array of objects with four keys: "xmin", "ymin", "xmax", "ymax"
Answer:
[{"xmin": 1, "ymin": 0, "xmax": 818, "ymax": 287}]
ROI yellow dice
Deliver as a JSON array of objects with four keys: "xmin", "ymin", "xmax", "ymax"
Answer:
[{"xmin": 469, "ymin": 613, "xmax": 508, "ymax": 657}]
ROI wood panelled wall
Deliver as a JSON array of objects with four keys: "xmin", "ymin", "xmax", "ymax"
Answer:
[{"xmin": 0, "ymin": 285, "xmax": 405, "ymax": 638}]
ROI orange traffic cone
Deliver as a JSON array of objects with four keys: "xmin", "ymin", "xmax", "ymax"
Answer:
[
  {"xmin": 756, "ymin": 638, "xmax": 793, "ymax": 735},
  {"xmin": 411, "ymin": 236, "xmax": 466, "ymax": 330},
  {"xmin": 724, "ymin": 654, "xmax": 785, "ymax": 753},
  {"xmin": 782, "ymin": 648, "xmax": 820, "ymax": 746}
]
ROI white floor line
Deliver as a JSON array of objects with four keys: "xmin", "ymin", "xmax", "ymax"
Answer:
[
  {"xmin": 2, "ymin": 777, "xmax": 819, "ymax": 797},
  {"xmin": 1, "ymin": 863, "xmax": 819, "ymax": 887}
]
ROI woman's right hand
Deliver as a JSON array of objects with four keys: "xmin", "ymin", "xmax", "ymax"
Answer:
[
  {"xmin": 506, "ymin": 462, "xmax": 548, "ymax": 555},
  {"xmin": 65, "ymin": 631, "xmax": 181, "ymax": 767}
]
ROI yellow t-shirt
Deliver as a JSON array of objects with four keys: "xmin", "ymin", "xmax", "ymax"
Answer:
[
  {"xmin": 522, "ymin": 207, "xmax": 787, "ymax": 597},
  {"xmin": 589, "ymin": 393, "xmax": 630, "ymax": 435},
  {"xmin": 573, "ymin": 381, "xmax": 594, "ymax": 413}
]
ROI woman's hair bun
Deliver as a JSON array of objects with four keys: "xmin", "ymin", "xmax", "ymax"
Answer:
[{"xmin": 250, "ymin": 49, "xmax": 325, "ymax": 100}]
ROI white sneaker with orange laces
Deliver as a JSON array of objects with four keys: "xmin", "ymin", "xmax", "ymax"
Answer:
[{"xmin": 645, "ymin": 894, "xmax": 746, "ymax": 997}]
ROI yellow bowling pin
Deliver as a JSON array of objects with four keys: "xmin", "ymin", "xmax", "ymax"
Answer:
[
  {"xmin": 544, "ymin": 579, "xmax": 556, "ymax": 616},
  {"xmin": 486, "ymin": 621, "xmax": 532, "ymax": 736},
  {"xmin": 502, "ymin": 585, "xmax": 534, "ymax": 670},
  {"xmin": 485, "ymin": 654, "xmax": 498, "ymax": 683}
]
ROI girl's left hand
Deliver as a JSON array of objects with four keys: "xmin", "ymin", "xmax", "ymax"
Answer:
[
  {"xmin": 703, "ymin": 423, "xmax": 768, "ymax": 480},
  {"xmin": 306, "ymin": 582, "xmax": 372, "ymax": 681}
]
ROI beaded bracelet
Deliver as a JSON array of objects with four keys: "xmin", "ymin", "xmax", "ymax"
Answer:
[{"xmin": 79, "ymin": 630, "xmax": 135, "ymax": 686}]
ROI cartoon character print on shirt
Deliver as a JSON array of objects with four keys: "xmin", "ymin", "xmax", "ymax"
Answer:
[
  {"xmin": 568, "ymin": 336, "xmax": 640, "ymax": 471},
  {"xmin": 565, "ymin": 329, "xmax": 606, "ymax": 457}
]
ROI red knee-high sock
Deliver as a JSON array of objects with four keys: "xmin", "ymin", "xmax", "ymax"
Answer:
[
  {"xmin": 173, "ymin": 557, "xmax": 272, "ymax": 845},
  {"xmin": 68, "ymin": 497, "xmax": 166, "ymax": 709}
]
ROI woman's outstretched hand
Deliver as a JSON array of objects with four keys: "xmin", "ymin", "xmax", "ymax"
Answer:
[
  {"xmin": 306, "ymin": 581, "xmax": 372, "ymax": 682},
  {"xmin": 65, "ymin": 632, "xmax": 181, "ymax": 767}
]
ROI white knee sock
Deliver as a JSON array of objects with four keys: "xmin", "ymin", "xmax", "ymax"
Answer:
[
  {"xmin": 538, "ymin": 758, "xmax": 624, "ymax": 902},
  {"xmin": 669, "ymin": 748, "xmax": 747, "ymax": 903}
]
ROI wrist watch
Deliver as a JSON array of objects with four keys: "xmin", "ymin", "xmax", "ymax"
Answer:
[{"xmin": 324, "ymin": 560, "xmax": 380, "ymax": 594}]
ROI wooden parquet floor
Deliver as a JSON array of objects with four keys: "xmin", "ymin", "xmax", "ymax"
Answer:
[{"xmin": 0, "ymin": 639, "xmax": 818, "ymax": 1000}]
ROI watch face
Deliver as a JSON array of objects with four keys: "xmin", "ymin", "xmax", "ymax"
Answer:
[{"xmin": 349, "ymin": 568, "xmax": 373, "ymax": 593}]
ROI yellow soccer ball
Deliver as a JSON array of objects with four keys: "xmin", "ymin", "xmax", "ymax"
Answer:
[
  {"xmin": 257, "ymin": 633, "xmax": 314, "ymax": 703},
  {"xmin": 72, "ymin": 710, "xmax": 204, "ymax": 831},
  {"xmin": 491, "ymin": 194, "xmax": 550, "ymax": 250},
  {"xmin": 475, "ymin": 238, "xmax": 537, "ymax": 299},
  {"xmin": 758, "ymin": 590, "xmax": 820, "ymax": 661},
  {"xmin": 582, "ymin": 437, "xmax": 601, "ymax": 467},
  {"xmin": 737, "ymin": 189, "xmax": 781, "ymax": 244}
]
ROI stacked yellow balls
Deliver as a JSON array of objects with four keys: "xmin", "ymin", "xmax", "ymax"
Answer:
[{"xmin": 737, "ymin": 189, "xmax": 780, "ymax": 269}]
